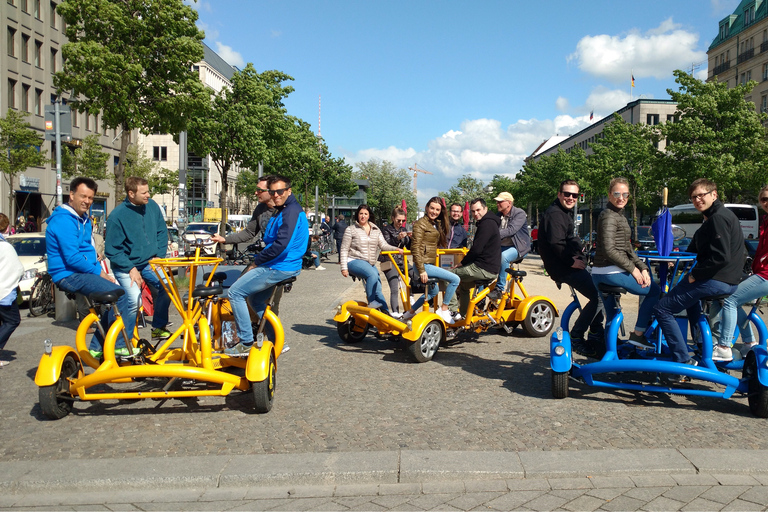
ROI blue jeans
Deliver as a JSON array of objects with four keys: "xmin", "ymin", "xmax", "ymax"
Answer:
[
  {"xmin": 348, "ymin": 259, "xmax": 389, "ymax": 313},
  {"xmin": 654, "ymin": 278, "xmax": 737, "ymax": 363},
  {"xmin": 496, "ymin": 246, "xmax": 520, "ymax": 292},
  {"xmin": 57, "ymin": 272, "xmax": 125, "ymax": 351},
  {"xmin": 592, "ymin": 271, "xmax": 661, "ymax": 332},
  {"xmin": 412, "ymin": 264, "xmax": 460, "ymax": 311},
  {"xmin": 561, "ymin": 269, "xmax": 604, "ymax": 340},
  {"xmin": 714, "ymin": 274, "xmax": 768, "ymax": 346},
  {"xmin": 114, "ymin": 265, "xmax": 171, "ymax": 348},
  {"xmin": 0, "ymin": 302, "xmax": 20, "ymax": 351},
  {"xmin": 228, "ymin": 266, "xmax": 299, "ymax": 344},
  {"xmin": 311, "ymin": 251, "xmax": 321, "ymax": 268}
]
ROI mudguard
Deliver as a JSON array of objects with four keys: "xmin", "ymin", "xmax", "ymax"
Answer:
[
  {"xmin": 513, "ymin": 295, "xmax": 558, "ymax": 323},
  {"xmin": 332, "ymin": 300, "xmax": 367, "ymax": 323},
  {"xmin": 34, "ymin": 346, "xmax": 82, "ymax": 387},
  {"xmin": 245, "ymin": 341, "xmax": 276, "ymax": 383},
  {"xmin": 752, "ymin": 345, "xmax": 768, "ymax": 387},
  {"xmin": 401, "ymin": 311, "xmax": 443, "ymax": 342},
  {"xmin": 550, "ymin": 328, "xmax": 572, "ymax": 373}
]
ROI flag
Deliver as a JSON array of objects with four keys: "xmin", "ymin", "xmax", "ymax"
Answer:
[
  {"xmin": 463, "ymin": 201, "xmax": 470, "ymax": 230},
  {"xmin": 589, "ymin": 110, "xmax": 594, "ymax": 121},
  {"xmin": 631, "ymin": 74, "xmax": 635, "ymax": 87},
  {"xmin": 401, "ymin": 199, "xmax": 407, "ymax": 217},
  {"xmin": 652, "ymin": 203, "xmax": 673, "ymax": 290}
]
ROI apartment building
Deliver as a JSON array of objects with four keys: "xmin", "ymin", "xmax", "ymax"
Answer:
[{"xmin": 707, "ymin": 0, "xmax": 768, "ymax": 116}]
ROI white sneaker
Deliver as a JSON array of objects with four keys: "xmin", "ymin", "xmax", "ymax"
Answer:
[
  {"xmin": 438, "ymin": 308, "xmax": 454, "ymax": 323},
  {"xmin": 316, "ymin": 265, "xmax": 326, "ymax": 271},
  {"xmin": 401, "ymin": 310, "xmax": 416, "ymax": 321},
  {"xmin": 740, "ymin": 341, "xmax": 758, "ymax": 358},
  {"xmin": 712, "ymin": 344, "xmax": 733, "ymax": 362},
  {"xmin": 390, "ymin": 311, "xmax": 403, "ymax": 319},
  {"xmin": 367, "ymin": 300, "xmax": 384, "ymax": 310}
]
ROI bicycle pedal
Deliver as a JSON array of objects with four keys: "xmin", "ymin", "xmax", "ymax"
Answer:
[{"xmin": 502, "ymin": 324, "xmax": 514, "ymax": 334}]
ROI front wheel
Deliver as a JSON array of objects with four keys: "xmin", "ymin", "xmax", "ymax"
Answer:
[
  {"xmin": 744, "ymin": 353, "xmax": 768, "ymax": 418},
  {"xmin": 29, "ymin": 275, "xmax": 54, "ymax": 317},
  {"xmin": 523, "ymin": 300, "xmax": 555, "ymax": 337},
  {"xmin": 336, "ymin": 317, "xmax": 369, "ymax": 343},
  {"xmin": 252, "ymin": 352, "xmax": 276, "ymax": 413},
  {"xmin": 552, "ymin": 370, "xmax": 569, "ymax": 399},
  {"xmin": 39, "ymin": 354, "xmax": 79, "ymax": 419},
  {"xmin": 407, "ymin": 319, "xmax": 443, "ymax": 363}
]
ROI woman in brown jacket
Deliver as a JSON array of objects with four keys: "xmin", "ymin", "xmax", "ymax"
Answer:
[{"xmin": 401, "ymin": 197, "xmax": 460, "ymax": 323}]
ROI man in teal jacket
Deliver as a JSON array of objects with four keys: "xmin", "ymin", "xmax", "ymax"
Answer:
[{"xmin": 106, "ymin": 176, "xmax": 171, "ymax": 352}]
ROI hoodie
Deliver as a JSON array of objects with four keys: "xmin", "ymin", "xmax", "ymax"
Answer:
[{"xmin": 45, "ymin": 204, "xmax": 101, "ymax": 283}]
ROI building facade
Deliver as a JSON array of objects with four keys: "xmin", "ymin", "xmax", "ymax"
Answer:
[{"xmin": 707, "ymin": 0, "xmax": 768, "ymax": 116}]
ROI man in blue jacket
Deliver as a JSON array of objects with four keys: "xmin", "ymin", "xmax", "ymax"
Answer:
[
  {"xmin": 46, "ymin": 177, "xmax": 126, "ymax": 355},
  {"xmin": 226, "ymin": 175, "xmax": 309, "ymax": 355},
  {"xmin": 106, "ymin": 177, "xmax": 171, "ymax": 352}
]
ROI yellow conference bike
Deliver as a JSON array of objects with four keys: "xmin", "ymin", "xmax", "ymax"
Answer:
[{"xmin": 34, "ymin": 238, "xmax": 290, "ymax": 419}]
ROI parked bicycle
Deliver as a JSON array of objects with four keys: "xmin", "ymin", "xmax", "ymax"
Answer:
[{"xmin": 28, "ymin": 258, "xmax": 55, "ymax": 317}]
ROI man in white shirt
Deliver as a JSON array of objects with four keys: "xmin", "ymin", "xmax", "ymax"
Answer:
[{"xmin": 0, "ymin": 213, "xmax": 24, "ymax": 367}]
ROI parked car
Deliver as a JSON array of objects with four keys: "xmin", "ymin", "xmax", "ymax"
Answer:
[
  {"xmin": 672, "ymin": 237, "xmax": 692, "ymax": 252},
  {"xmin": 183, "ymin": 222, "xmax": 234, "ymax": 256},
  {"xmin": 167, "ymin": 226, "xmax": 180, "ymax": 258},
  {"xmin": 6, "ymin": 232, "xmax": 47, "ymax": 301}
]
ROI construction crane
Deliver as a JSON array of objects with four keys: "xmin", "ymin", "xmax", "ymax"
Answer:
[{"xmin": 408, "ymin": 164, "xmax": 433, "ymax": 196}]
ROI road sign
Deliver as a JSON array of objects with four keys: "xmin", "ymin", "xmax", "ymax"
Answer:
[
  {"xmin": 44, "ymin": 105, "xmax": 72, "ymax": 141},
  {"xmin": 576, "ymin": 214, "xmax": 583, "ymax": 225}
]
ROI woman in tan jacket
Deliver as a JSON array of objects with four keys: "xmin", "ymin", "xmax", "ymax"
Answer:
[
  {"xmin": 402, "ymin": 197, "xmax": 460, "ymax": 323},
  {"xmin": 340, "ymin": 204, "xmax": 402, "ymax": 316}
]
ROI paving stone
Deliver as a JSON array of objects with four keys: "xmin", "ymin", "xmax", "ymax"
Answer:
[
  {"xmin": 584, "ymin": 487, "xmax": 629, "ymax": 501},
  {"xmin": 283, "ymin": 485, "xmax": 335, "ymax": 498},
  {"xmin": 463, "ymin": 479, "xmax": 508, "ymax": 492},
  {"xmin": 588, "ymin": 476, "xmax": 635, "ymax": 488},
  {"xmin": 663, "ymin": 485, "xmax": 711, "ymax": 503},
  {"xmin": 699, "ymin": 485, "xmax": 752, "ymax": 505},
  {"xmin": 485, "ymin": 490, "xmax": 548, "ymax": 511},
  {"xmin": 548, "ymin": 478, "xmax": 593, "ymax": 490},
  {"xmin": 506, "ymin": 479, "xmax": 551, "ymax": 491},
  {"xmin": 670, "ymin": 473, "xmax": 720, "ymax": 486},
  {"xmin": 721, "ymin": 498, "xmax": 766, "ymax": 511},
  {"xmin": 608, "ymin": 495, "xmax": 664, "ymax": 511},
  {"xmin": 406, "ymin": 493, "xmax": 462, "ymax": 510},
  {"xmin": 739, "ymin": 486, "xmax": 768, "ymax": 505},
  {"xmin": 681, "ymin": 497, "xmax": 729, "ymax": 511},
  {"xmin": 421, "ymin": 481, "xmax": 465, "ymax": 494},
  {"xmin": 623, "ymin": 486, "xmax": 672, "ymax": 502},
  {"xmin": 560, "ymin": 494, "xmax": 605, "ymax": 512},
  {"xmin": 630, "ymin": 474, "xmax": 678, "ymax": 487},
  {"xmin": 444, "ymin": 491, "xmax": 505, "ymax": 511},
  {"xmin": 377, "ymin": 484, "xmax": 421, "ymax": 496},
  {"xmin": 711, "ymin": 474, "xmax": 761, "ymax": 486},
  {"xmin": 334, "ymin": 484, "xmax": 380, "ymax": 497},
  {"xmin": 516, "ymin": 493, "xmax": 568, "ymax": 511}
]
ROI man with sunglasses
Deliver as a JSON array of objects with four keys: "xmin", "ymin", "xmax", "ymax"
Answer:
[
  {"xmin": 211, "ymin": 175, "xmax": 276, "ymax": 257},
  {"xmin": 539, "ymin": 180, "xmax": 604, "ymax": 357},
  {"xmin": 225, "ymin": 175, "xmax": 309, "ymax": 355},
  {"xmin": 654, "ymin": 178, "xmax": 745, "ymax": 376}
]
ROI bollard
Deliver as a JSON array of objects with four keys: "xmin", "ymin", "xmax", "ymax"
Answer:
[{"xmin": 54, "ymin": 288, "xmax": 76, "ymax": 322}]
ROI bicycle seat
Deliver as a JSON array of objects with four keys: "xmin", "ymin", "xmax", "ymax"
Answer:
[
  {"xmin": 203, "ymin": 271, "xmax": 228, "ymax": 283},
  {"xmin": 192, "ymin": 284, "xmax": 224, "ymax": 298},
  {"xmin": 89, "ymin": 289, "xmax": 126, "ymax": 304},
  {"xmin": 702, "ymin": 293, "xmax": 731, "ymax": 302},
  {"xmin": 276, "ymin": 277, "xmax": 298, "ymax": 287},
  {"xmin": 597, "ymin": 284, "xmax": 627, "ymax": 295},
  {"xmin": 510, "ymin": 269, "xmax": 527, "ymax": 278}
]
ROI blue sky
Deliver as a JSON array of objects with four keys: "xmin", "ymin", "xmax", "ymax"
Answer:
[{"xmin": 192, "ymin": 0, "xmax": 740, "ymax": 204}]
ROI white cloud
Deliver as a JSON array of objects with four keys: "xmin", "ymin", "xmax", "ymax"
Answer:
[
  {"xmin": 197, "ymin": 22, "xmax": 218, "ymax": 42},
  {"xmin": 214, "ymin": 41, "xmax": 245, "ymax": 68},
  {"xmin": 567, "ymin": 18, "xmax": 707, "ymax": 83},
  {"xmin": 555, "ymin": 96, "xmax": 570, "ymax": 112},
  {"xmin": 584, "ymin": 87, "xmax": 632, "ymax": 114}
]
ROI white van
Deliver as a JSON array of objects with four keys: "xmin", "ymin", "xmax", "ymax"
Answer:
[
  {"xmin": 668, "ymin": 203, "xmax": 759, "ymax": 239},
  {"xmin": 228, "ymin": 214, "xmax": 251, "ymax": 232}
]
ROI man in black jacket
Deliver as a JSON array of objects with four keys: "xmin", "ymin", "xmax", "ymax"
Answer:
[
  {"xmin": 539, "ymin": 179, "xmax": 604, "ymax": 356},
  {"xmin": 332, "ymin": 215, "xmax": 347, "ymax": 262},
  {"xmin": 654, "ymin": 178, "xmax": 744, "ymax": 371},
  {"xmin": 446, "ymin": 198, "xmax": 501, "ymax": 321}
]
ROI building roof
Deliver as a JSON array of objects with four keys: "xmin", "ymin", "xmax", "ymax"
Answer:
[
  {"xmin": 709, "ymin": 0, "xmax": 767, "ymax": 50},
  {"xmin": 530, "ymin": 135, "xmax": 569, "ymax": 158},
  {"xmin": 202, "ymin": 42, "xmax": 238, "ymax": 80}
]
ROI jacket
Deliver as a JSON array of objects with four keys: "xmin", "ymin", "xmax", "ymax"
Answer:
[
  {"xmin": 753, "ymin": 215, "xmax": 768, "ymax": 279},
  {"xmin": 332, "ymin": 219, "xmax": 347, "ymax": 241},
  {"xmin": 498, "ymin": 206, "xmax": 531, "ymax": 257},
  {"xmin": 252, "ymin": 193, "xmax": 309, "ymax": 271},
  {"xmin": 46, "ymin": 204, "xmax": 102, "ymax": 283},
  {"xmin": 378, "ymin": 223, "xmax": 411, "ymax": 264},
  {"xmin": 225, "ymin": 203, "xmax": 275, "ymax": 244},
  {"xmin": 411, "ymin": 215, "xmax": 443, "ymax": 274},
  {"xmin": 448, "ymin": 221, "xmax": 468, "ymax": 249},
  {"xmin": 341, "ymin": 222, "xmax": 399, "ymax": 272},
  {"xmin": 538, "ymin": 199, "xmax": 586, "ymax": 282},
  {"xmin": 105, "ymin": 198, "xmax": 168, "ymax": 273},
  {"xmin": 593, "ymin": 203, "xmax": 648, "ymax": 274},
  {"xmin": 687, "ymin": 199, "xmax": 745, "ymax": 284},
  {"xmin": 460, "ymin": 212, "xmax": 501, "ymax": 274}
]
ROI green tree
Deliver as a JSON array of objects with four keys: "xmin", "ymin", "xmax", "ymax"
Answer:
[
  {"xmin": 663, "ymin": 70, "xmax": 768, "ymax": 202},
  {"xmin": 352, "ymin": 159, "xmax": 417, "ymax": 223},
  {"xmin": 148, "ymin": 168, "xmax": 179, "ymax": 221},
  {"xmin": 0, "ymin": 109, "xmax": 48, "ymax": 215},
  {"xmin": 55, "ymin": 0, "xmax": 207, "ymax": 201},
  {"xmin": 440, "ymin": 175, "xmax": 485, "ymax": 207},
  {"xmin": 62, "ymin": 134, "xmax": 109, "ymax": 180}
]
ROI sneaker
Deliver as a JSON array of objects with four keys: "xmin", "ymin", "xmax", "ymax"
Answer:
[
  {"xmin": 438, "ymin": 308, "xmax": 454, "ymax": 323},
  {"xmin": 88, "ymin": 349, "xmax": 103, "ymax": 359},
  {"xmin": 401, "ymin": 310, "xmax": 416, "ymax": 321},
  {"xmin": 488, "ymin": 288, "xmax": 504, "ymax": 302},
  {"xmin": 367, "ymin": 300, "xmax": 384, "ymax": 310},
  {"xmin": 740, "ymin": 341, "xmax": 759, "ymax": 357},
  {"xmin": 667, "ymin": 358, "xmax": 698, "ymax": 383},
  {"xmin": 712, "ymin": 344, "xmax": 733, "ymax": 362},
  {"xmin": 390, "ymin": 311, "xmax": 403, "ymax": 319},
  {"xmin": 114, "ymin": 346, "xmax": 141, "ymax": 357},
  {"xmin": 628, "ymin": 332, "xmax": 654, "ymax": 350},
  {"xmin": 316, "ymin": 265, "xmax": 326, "ymax": 271},
  {"xmin": 151, "ymin": 327, "xmax": 172, "ymax": 339},
  {"xmin": 224, "ymin": 342, "xmax": 253, "ymax": 356},
  {"xmin": 0, "ymin": 360, "xmax": 10, "ymax": 368},
  {"xmin": 571, "ymin": 338, "xmax": 599, "ymax": 358}
]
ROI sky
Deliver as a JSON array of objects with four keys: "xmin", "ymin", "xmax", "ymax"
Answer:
[{"xmin": 191, "ymin": 0, "xmax": 741, "ymax": 204}]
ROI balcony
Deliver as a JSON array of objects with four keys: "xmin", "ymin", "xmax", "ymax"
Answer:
[
  {"xmin": 737, "ymin": 48, "xmax": 755, "ymax": 64},
  {"xmin": 762, "ymin": 41, "xmax": 768, "ymax": 53},
  {"xmin": 712, "ymin": 61, "xmax": 731, "ymax": 75}
]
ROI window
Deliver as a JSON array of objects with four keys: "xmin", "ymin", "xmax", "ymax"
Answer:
[
  {"xmin": 152, "ymin": 146, "xmax": 168, "ymax": 161},
  {"xmin": 49, "ymin": 47, "xmax": 56, "ymax": 72},
  {"xmin": 50, "ymin": 1, "xmax": 56, "ymax": 28},
  {"xmin": 21, "ymin": 0, "xmax": 26, "ymax": 12},
  {"xmin": 747, "ymin": 70, "xmax": 753, "ymax": 82},
  {"xmin": 762, "ymin": 95, "xmax": 767, "ymax": 113},
  {"xmin": 71, "ymin": 108, "xmax": 77, "ymax": 127},
  {"xmin": 7, "ymin": 0, "xmax": 15, "ymax": 5},
  {"xmin": 21, "ymin": 33, "xmax": 29, "ymax": 62},
  {"xmin": 85, "ymin": 112, "xmax": 90, "ymax": 131},
  {"xmin": 741, "ymin": 72, "xmax": 747, "ymax": 84},
  {"xmin": 34, "ymin": 40, "xmax": 41, "ymax": 67},
  {"xmin": 7, "ymin": 27, "xmax": 16, "ymax": 57},
  {"xmin": 763, "ymin": 63, "xmax": 768, "ymax": 81},
  {"xmin": 8, "ymin": 79, "xmax": 16, "ymax": 109},
  {"xmin": 33, "ymin": 0, "xmax": 40, "ymax": 19},
  {"xmin": 21, "ymin": 84, "xmax": 29, "ymax": 112},
  {"xmin": 34, "ymin": 88, "xmax": 41, "ymax": 115},
  {"xmin": 646, "ymin": 114, "xmax": 660, "ymax": 125},
  {"xmin": 667, "ymin": 114, "xmax": 676, "ymax": 123},
  {"xmin": 93, "ymin": 113, "xmax": 98, "ymax": 132}
]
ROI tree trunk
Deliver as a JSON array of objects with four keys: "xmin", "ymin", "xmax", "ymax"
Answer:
[
  {"xmin": 115, "ymin": 125, "xmax": 130, "ymax": 203},
  {"xmin": 219, "ymin": 164, "xmax": 229, "ymax": 236},
  {"xmin": 6, "ymin": 174, "xmax": 15, "ymax": 221}
]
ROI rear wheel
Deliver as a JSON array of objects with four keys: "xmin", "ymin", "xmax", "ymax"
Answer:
[
  {"xmin": 744, "ymin": 353, "xmax": 768, "ymax": 418},
  {"xmin": 552, "ymin": 370, "xmax": 569, "ymax": 399},
  {"xmin": 523, "ymin": 300, "xmax": 555, "ymax": 337},
  {"xmin": 252, "ymin": 352, "xmax": 276, "ymax": 413},
  {"xmin": 39, "ymin": 354, "xmax": 79, "ymax": 419},
  {"xmin": 336, "ymin": 317, "xmax": 369, "ymax": 343},
  {"xmin": 407, "ymin": 320, "xmax": 443, "ymax": 363},
  {"xmin": 29, "ymin": 274, "xmax": 54, "ymax": 317}
]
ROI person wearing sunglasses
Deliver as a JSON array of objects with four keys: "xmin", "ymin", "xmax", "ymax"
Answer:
[
  {"xmin": 539, "ymin": 179, "xmax": 605, "ymax": 357},
  {"xmin": 591, "ymin": 177, "xmax": 660, "ymax": 352},
  {"xmin": 654, "ymin": 178, "xmax": 745, "ymax": 374},
  {"xmin": 225, "ymin": 175, "xmax": 309, "ymax": 356},
  {"xmin": 378, "ymin": 207, "xmax": 411, "ymax": 315}
]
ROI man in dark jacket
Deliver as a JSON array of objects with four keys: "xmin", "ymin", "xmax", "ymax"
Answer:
[
  {"xmin": 448, "ymin": 203, "xmax": 468, "ymax": 249},
  {"xmin": 654, "ymin": 178, "xmax": 745, "ymax": 372},
  {"xmin": 332, "ymin": 215, "xmax": 347, "ymax": 262},
  {"xmin": 212, "ymin": 175, "xmax": 275, "ymax": 253},
  {"xmin": 489, "ymin": 192, "xmax": 531, "ymax": 301},
  {"xmin": 539, "ymin": 180, "xmax": 604, "ymax": 356},
  {"xmin": 446, "ymin": 198, "xmax": 501, "ymax": 320}
]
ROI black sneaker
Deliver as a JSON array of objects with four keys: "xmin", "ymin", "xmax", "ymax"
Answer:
[
  {"xmin": 666, "ymin": 358, "xmax": 698, "ymax": 383},
  {"xmin": 628, "ymin": 332, "xmax": 654, "ymax": 350},
  {"xmin": 487, "ymin": 288, "xmax": 504, "ymax": 302},
  {"xmin": 572, "ymin": 338, "xmax": 599, "ymax": 358}
]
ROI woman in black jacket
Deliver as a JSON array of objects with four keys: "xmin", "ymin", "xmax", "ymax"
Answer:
[{"xmin": 378, "ymin": 207, "xmax": 411, "ymax": 316}]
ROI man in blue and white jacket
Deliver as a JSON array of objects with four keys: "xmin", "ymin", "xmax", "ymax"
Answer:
[
  {"xmin": 46, "ymin": 177, "xmax": 125, "ymax": 355},
  {"xmin": 226, "ymin": 175, "xmax": 308, "ymax": 355}
]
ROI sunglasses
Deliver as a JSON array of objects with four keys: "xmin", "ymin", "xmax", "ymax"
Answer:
[
  {"xmin": 269, "ymin": 188, "xmax": 288, "ymax": 196},
  {"xmin": 560, "ymin": 191, "xmax": 579, "ymax": 199},
  {"xmin": 690, "ymin": 190, "xmax": 713, "ymax": 202},
  {"xmin": 256, "ymin": 188, "xmax": 269, "ymax": 193},
  {"xmin": 760, "ymin": 197, "xmax": 768, "ymax": 203},
  {"xmin": 612, "ymin": 192, "xmax": 630, "ymax": 199}
]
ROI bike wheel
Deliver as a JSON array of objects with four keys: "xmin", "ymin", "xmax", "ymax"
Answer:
[
  {"xmin": 29, "ymin": 275, "xmax": 54, "ymax": 317},
  {"xmin": 39, "ymin": 354, "xmax": 79, "ymax": 420}
]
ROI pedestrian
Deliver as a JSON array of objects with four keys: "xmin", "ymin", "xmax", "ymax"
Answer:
[
  {"xmin": 591, "ymin": 177, "xmax": 660, "ymax": 349},
  {"xmin": 0, "ymin": 213, "xmax": 25, "ymax": 367},
  {"xmin": 105, "ymin": 177, "xmax": 172, "ymax": 353},
  {"xmin": 654, "ymin": 178, "xmax": 745, "ymax": 376},
  {"xmin": 340, "ymin": 204, "xmax": 402, "ymax": 316},
  {"xmin": 379, "ymin": 206, "xmax": 411, "ymax": 315},
  {"xmin": 401, "ymin": 197, "xmax": 460, "ymax": 323},
  {"xmin": 489, "ymin": 192, "xmax": 530, "ymax": 302},
  {"xmin": 332, "ymin": 214, "xmax": 347, "ymax": 262},
  {"xmin": 539, "ymin": 179, "xmax": 605, "ymax": 357},
  {"xmin": 25, "ymin": 215, "xmax": 37, "ymax": 233}
]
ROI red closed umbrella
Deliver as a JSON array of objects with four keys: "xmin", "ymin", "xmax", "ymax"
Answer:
[
  {"xmin": 401, "ymin": 199, "xmax": 407, "ymax": 217},
  {"xmin": 463, "ymin": 201, "xmax": 470, "ymax": 229}
]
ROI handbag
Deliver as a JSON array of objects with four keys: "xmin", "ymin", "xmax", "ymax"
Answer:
[{"xmin": 380, "ymin": 260, "xmax": 393, "ymax": 272}]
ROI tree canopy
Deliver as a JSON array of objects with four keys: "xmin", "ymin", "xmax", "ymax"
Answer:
[
  {"xmin": 62, "ymin": 134, "xmax": 110, "ymax": 181},
  {"xmin": 0, "ymin": 109, "xmax": 48, "ymax": 215},
  {"xmin": 352, "ymin": 159, "xmax": 417, "ymax": 223}
]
